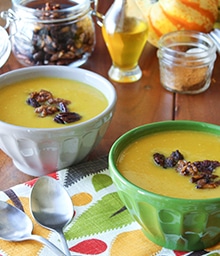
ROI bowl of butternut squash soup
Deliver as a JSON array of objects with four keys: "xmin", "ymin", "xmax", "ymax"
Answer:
[
  {"xmin": 0, "ymin": 66, "xmax": 116, "ymax": 176},
  {"xmin": 109, "ymin": 120, "xmax": 220, "ymax": 251}
]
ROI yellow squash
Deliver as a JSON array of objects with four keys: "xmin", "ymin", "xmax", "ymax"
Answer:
[{"xmin": 138, "ymin": 0, "xmax": 218, "ymax": 47}]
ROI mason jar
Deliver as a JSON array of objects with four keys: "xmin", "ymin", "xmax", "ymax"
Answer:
[
  {"xmin": 157, "ymin": 30, "xmax": 217, "ymax": 94},
  {"xmin": 2, "ymin": 0, "xmax": 96, "ymax": 67}
]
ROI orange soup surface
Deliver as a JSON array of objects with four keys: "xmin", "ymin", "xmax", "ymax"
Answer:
[
  {"xmin": 0, "ymin": 77, "xmax": 108, "ymax": 128},
  {"xmin": 117, "ymin": 130, "xmax": 220, "ymax": 199}
]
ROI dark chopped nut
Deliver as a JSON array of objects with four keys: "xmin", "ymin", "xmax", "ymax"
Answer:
[
  {"xmin": 153, "ymin": 150, "xmax": 184, "ymax": 168},
  {"xmin": 26, "ymin": 97, "xmax": 41, "ymax": 108},
  {"xmin": 176, "ymin": 160, "xmax": 198, "ymax": 176},
  {"xmin": 153, "ymin": 150, "xmax": 220, "ymax": 189},
  {"xmin": 35, "ymin": 105, "xmax": 59, "ymax": 117},
  {"xmin": 193, "ymin": 160, "xmax": 220, "ymax": 173},
  {"xmin": 196, "ymin": 179, "xmax": 219, "ymax": 189},
  {"xmin": 48, "ymin": 97, "xmax": 71, "ymax": 105},
  {"xmin": 58, "ymin": 102, "xmax": 68, "ymax": 112},
  {"xmin": 153, "ymin": 153, "xmax": 166, "ymax": 167},
  {"xmin": 26, "ymin": 88, "xmax": 82, "ymax": 124},
  {"xmin": 29, "ymin": 89, "xmax": 53, "ymax": 103},
  {"xmin": 190, "ymin": 174, "xmax": 205, "ymax": 183},
  {"xmin": 167, "ymin": 150, "xmax": 184, "ymax": 167},
  {"xmin": 54, "ymin": 112, "xmax": 81, "ymax": 124},
  {"xmin": 198, "ymin": 183, "xmax": 218, "ymax": 189}
]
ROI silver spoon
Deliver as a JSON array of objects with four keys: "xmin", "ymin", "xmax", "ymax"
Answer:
[
  {"xmin": 30, "ymin": 176, "xmax": 74, "ymax": 256},
  {"xmin": 0, "ymin": 200, "xmax": 66, "ymax": 256}
]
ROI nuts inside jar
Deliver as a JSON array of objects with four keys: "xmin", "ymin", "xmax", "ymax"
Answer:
[{"xmin": 11, "ymin": 1, "xmax": 95, "ymax": 66}]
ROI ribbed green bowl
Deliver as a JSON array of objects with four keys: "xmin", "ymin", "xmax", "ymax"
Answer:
[{"xmin": 109, "ymin": 120, "xmax": 220, "ymax": 251}]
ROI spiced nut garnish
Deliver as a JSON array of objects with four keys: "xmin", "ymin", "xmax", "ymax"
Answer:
[
  {"xmin": 35, "ymin": 105, "xmax": 59, "ymax": 117},
  {"xmin": 48, "ymin": 97, "xmax": 71, "ymax": 105},
  {"xmin": 153, "ymin": 150, "xmax": 184, "ymax": 168},
  {"xmin": 153, "ymin": 150, "xmax": 220, "ymax": 189},
  {"xmin": 176, "ymin": 160, "xmax": 198, "ymax": 176},
  {"xmin": 54, "ymin": 112, "xmax": 81, "ymax": 124},
  {"xmin": 58, "ymin": 102, "xmax": 68, "ymax": 113},
  {"xmin": 26, "ymin": 97, "xmax": 41, "ymax": 108},
  {"xmin": 26, "ymin": 89, "xmax": 82, "ymax": 124},
  {"xmin": 29, "ymin": 89, "xmax": 53, "ymax": 102}
]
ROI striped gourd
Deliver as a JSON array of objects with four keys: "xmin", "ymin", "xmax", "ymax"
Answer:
[{"xmin": 142, "ymin": 0, "xmax": 218, "ymax": 47}]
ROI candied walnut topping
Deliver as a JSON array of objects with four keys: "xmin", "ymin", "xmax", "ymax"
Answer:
[
  {"xmin": 153, "ymin": 150, "xmax": 220, "ymax": 189},
  {"xmin": 54, "ymin": 112, "xmax": 81, "ymax": 124},
  {"xmin": 29, "ymin": 89, "xmax": 53, "ymax": 102},
  {"xmin": 153, "ymin": 150, "xmax": 184, "ymax": 168},
  {"xmin": 35, "ymin": 105, "xmax": 59, "ymax": 117},
  {"xmin": 26, "ymin": 89, "xmax": 82, "ymax": 124}
]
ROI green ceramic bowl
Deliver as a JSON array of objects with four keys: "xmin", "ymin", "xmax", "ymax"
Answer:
[{"xmin": 108, "ymin": 120, "xmax": 220, "ymax": 251}]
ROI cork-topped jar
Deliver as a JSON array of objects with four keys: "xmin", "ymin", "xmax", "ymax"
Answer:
[
  {"xmin": 2, "ymin": 0, "xmax": 96, "ymax": 67},
  {"xmin": 157, "ymin": 30, "xmax": 217, "ymax": 94}
]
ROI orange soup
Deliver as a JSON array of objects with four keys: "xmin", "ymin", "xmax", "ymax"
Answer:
[
  {"xmin": 0, "ymin": 77, "xmax": 108, "ymax": 128},
  {"xmin": 117, "ymin": 130, "xmax": 220, "ymax": 199}
]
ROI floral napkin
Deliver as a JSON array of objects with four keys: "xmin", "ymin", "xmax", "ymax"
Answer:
[{"xmin": 0, "ymin": 156, "xmax": 220, "ymax": 256}]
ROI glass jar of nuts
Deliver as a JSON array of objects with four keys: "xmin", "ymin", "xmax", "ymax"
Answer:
[{"xmin": 2, "ymin": 0, "xmax": 96, "ymax": 66}]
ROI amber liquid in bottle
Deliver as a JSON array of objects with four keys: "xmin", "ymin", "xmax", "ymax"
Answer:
[
  {"xmin": 102, "ymin": 17, "xmax": 148, "ymax": 70},
  {"xmin": 102, "ymin": 0, "xmax": 148, "ymax": 82}
]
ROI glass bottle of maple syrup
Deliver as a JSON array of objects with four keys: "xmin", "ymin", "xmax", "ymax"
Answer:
[{"xmin": 101, "ymin": 0, "xmax": 148, "ymax": 83}]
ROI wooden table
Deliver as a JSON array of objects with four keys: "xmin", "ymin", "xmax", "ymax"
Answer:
[{"xmin": 0, "ymin": 0, "xmax": 220, "ymax": 190}]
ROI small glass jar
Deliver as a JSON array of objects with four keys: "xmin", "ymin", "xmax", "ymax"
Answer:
[
  {"xmin": 157, "ymin": 30, "xmax": 217, "ymax": 94},
  {"xmin": 2, "ymin": 0, "xmax": 96, "ymax": 67}
]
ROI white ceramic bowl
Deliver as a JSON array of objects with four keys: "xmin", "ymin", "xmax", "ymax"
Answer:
[{"xmin": 0, "ymin": 66, "xmax": 116, "ymax": 176}]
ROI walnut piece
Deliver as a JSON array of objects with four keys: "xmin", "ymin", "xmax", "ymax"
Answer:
[
  {"xmin": 153, "ymin": 150, "xmax": 220, "ymax": 189},
  {"xmin": 26, "ymin": 89, "xmax": 82, "ymax": 124}
]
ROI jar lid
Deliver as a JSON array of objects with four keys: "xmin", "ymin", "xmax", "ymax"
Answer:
[{"xmin": 0, "ymin": 26, "xmax": 11, "ymax": 68}]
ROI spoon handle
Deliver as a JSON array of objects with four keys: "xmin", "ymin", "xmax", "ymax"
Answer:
[
  {"xmin": 29, "ymin": 234, "xmax": 67, "ymax": 256},
  {"xmin": 58, "ymin": 230, "xmax": 71, "ymax": 256}
]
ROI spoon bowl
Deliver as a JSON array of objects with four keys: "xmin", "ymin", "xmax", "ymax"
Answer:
[
  {"xmin": 0, "ymin": 200, "xmax": 66, "ymax": 255},
  {"xmin": 30, "ymin": 176, "xmax": 74, "ymax": 256}
]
